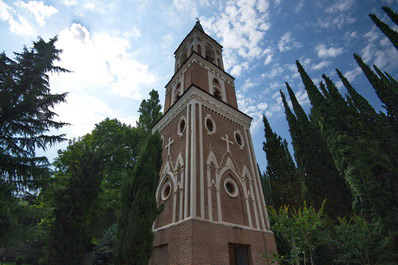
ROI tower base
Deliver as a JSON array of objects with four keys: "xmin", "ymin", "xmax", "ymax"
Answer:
[{"xmin": 150, "ymin": 218, "xmax": 277, "ymax": 265}]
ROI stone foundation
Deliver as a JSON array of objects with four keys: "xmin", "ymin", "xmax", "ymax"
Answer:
[{"xmin": 150, "ymin": 218, "xmax": 277, "ymax": 265}]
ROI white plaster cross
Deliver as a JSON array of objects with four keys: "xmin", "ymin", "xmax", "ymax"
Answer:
[
  {"xmin": 165, "ymin": 137, "xmax": 174, "ymax": 156},
  {"xmin": 221, "ymin": 134, "xmax": 233, "ymax": 153}
]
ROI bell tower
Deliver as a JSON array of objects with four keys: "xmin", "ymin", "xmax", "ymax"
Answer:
[{"xmin": 151, "ymin": 21, "xmax": 277, "ymax": 265}]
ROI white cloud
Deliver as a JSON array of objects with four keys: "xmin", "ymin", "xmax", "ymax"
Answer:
[
  {"xmin": 344, "ymin": 67, "xmax": 362, "ymax": 83},
  {"xmin": 0, "ymin": 0, "xmax": 35, "ymax": 36},
  {"xmin": 0, "ymin": 0, "xmax": 11, "ymax": 21},
  {"xmin": 363, "ymin": 27, "xmax": 380, "ymax": 42},
  {"xmin": 295, "ymin": 0, "xmax": 304, "ymax": 13},
  {"xmin": 278, "ymin": 32, "xmax": 302, "ymax": 52},
  {"xmin": 202, "ymin": 0, "xmax": 270, "ymax": 76},
  {"xmin": 317, "ymin": 13, "xmax": 356, "ymax": 29},
  {"xmin": 231, "ymin": 62, "xmax": 249, "ymax": 77},
  {"xmin": 295, "ymin": 90, "xmax": 309, "ymax": 106},
  {"xmin": 161, "ymin": 33, "xmax": 174, "ymax": 50},
  {"xmin": 237, "ymin": 93, "xmax": 266, "ymax": 132},
  {"xmin": 326, "ymin": 0, "xmax": 356, "ymax": 14},
  {"xmin": 16, "ymin": 1, "xmax": 57, "ymax": 26},
  {"xmin": 312, "ymin": 60, "xmax": 330, "ymax": 70},
  {"xmin": 262, "ymin": 64, "xmax": 283, "ymax": 79},
  {"xmin": 241, "ymin": 78, "xmax": 258, "ymax": 92},
  {"xmin": 9, "ymin": 14, "xmax": 35, "ymax": 35},
  {"xmin": 63, "ymin": 0, "xmax": 108, "ymax": 15},
  {"xmin": 62, "ymin": 0, "xmax": 77, "ymax": 7},
  {"xmin": 316, "ymin": 44, "xmax": 344, "ymax": 58},
  {"xmin": 49, "ymin": 23, "xmax": 157, "ymax": 138},
  {"xmin": 262, "ymin": 47, "xmax": 273, "ymax": 65},
  {"xmin": 273, "ymin": 0, "xmax": 282, "ymax": 6},
  {"xmin": 172, "ymin": 0, "xmax": 209, "ymax": 19},
  {"xmin": 257, "ymin": 102, "xmax": 268, "ymax": 110}
]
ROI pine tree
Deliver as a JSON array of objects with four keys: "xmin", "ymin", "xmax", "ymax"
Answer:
[
  {"xmin": 114, "ymin": 132, "xmax": 162, "ymax": 265},
  {"xmin": 281, "ymin": 85, "xmax": 351, "ymax": 218},
  {"xmin": 369, "ymin": 7, "xmax": 398, "ymax": 50},
  {"xmin": 262, "ymin": 115, "xmax": 303, "ymax": 209},
  {"xmin": 296, "ymin": 60, "xmax": 397, "ymax": 228},
  {"xmin": 0, "ymin": 37, "xmax": 69, "ymax": 190}
]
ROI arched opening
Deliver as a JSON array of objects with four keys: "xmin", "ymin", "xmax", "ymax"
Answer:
[
  {"xmin": 197, "ymin": 45, "xmax": 202, "ymax": 56},
  {"xmin": 174, "ymin": 83, "xmax": 182, "ymax": 102},
  {"xmin": 213, "ymin": 87, "xmax": 222, "ymax": 100},
  {"xmin": 181, "ymin": 49, "xmax": 187, "ymax": 63},
  {"xmin": 205, "ymin": 45, "xmax": 215, "ymax": 63}
]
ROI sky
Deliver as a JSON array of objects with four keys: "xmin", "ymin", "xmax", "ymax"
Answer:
[{"xmin": 1, "ymin": 0, "xmax": 398, "ymax": 172}]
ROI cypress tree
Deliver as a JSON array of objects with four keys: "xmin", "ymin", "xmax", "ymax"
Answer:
[
  {"xmin": 262, "ymin": 115, "xmax": 303, "ymax": 209},
  {"xmin": 369, "ymin": 16, "xmax": 397, "ymax": 50},
  {"xmin": 296, "ymin": 60, "xmax": 397, "ymax": 228},
  {"xmin": 354, "ymin": 54, "xmax": 398, "ymax": 125},
  {"xmin": 369, "ymin": 8, "xmax": 398, "ymax": 50},
  {"xmin": 382, "ymin": 6, "xmax": 398, "ymax": 25},
  {"xmin": 114, "ymin": 132, "xmax": 162, "ymax": 265},
  {"xmin": 319, "ymin": 81, "xmax": 329, "ymax": 98},
  {"xmin": 282, "ymin": 85, "xmax": 352, "ymax": 218},
  {"xmin": 258, "ymin": 164, "xmax": 273, "ymax": 207},
  {"xmin": 336, "ymin": 69, "xmax": 377, "ymax": 118}
]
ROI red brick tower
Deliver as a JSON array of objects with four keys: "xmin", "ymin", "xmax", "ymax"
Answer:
[{"xmin": 151, "ymin": 21, "xmax": 277, "ymax": 265}]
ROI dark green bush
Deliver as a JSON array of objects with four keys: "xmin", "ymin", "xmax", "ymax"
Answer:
[{"xmin": 15, "ymin": 255, "xmax": 25, "ymax": 265}]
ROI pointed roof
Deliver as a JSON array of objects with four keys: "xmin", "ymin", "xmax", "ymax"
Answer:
[
  {"xmin": 174, "ymin": 21, "xmax": 222, "ymax": 54},
  {"xmin": 194, "ymin": 20, "xmax": 204, "ymax": 33}
]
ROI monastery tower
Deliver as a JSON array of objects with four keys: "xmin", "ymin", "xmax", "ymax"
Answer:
[{"xmin": 151, "ymin": 21, "xmax": 277, "ymax": 265}]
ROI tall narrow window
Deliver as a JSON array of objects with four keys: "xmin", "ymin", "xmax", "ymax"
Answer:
[
  {"xmin": 181, "ymin": 49, "xmax": 187, "ymax": 63},
  {"xmin": 174, "ymin": 83, "xmax": 182, "ymax": 102},
  {"xmin": 205, "ymin": 45, "xmax": 215, "ymax": 63},
  {"xmin": 197, "ymin": 45, "xmax": 202, "ymax": 56},
  {"xmin": 217, "ymin": 58, "xmax": 221, "ymax": 67}
]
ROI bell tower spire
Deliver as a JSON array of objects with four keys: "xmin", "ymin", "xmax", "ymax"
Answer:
[{"xmin": 151, "ymin": 22, "xmax": 277, "ymax": 265}]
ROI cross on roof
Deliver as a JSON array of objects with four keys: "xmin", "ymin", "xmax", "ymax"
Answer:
[
  {"xmin": 165, "ymin": 137, "xmax": 174, "ymax": 156},
  {"xmin": 221, "ymin": 134, "xmax": 233, "ymax": 153}
]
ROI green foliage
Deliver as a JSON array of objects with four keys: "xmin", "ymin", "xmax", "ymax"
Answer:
[
  {"xmin": 281, "ymin": 84, "xmax": 351, "ymax": 218},
  {"xmin": 45, "ymin": 138, "xmax": 104, "ymax": 265},
  {"xmin": 267, "ymin": 205, "xmax": 397, "ymax": 265},
  {"xmin": 333, "ymin": 216, "xmax": 396, "ymax": 265},
  {"xmin": 93, "ymin": 224, "xmax": 117, "ymax": 265},
  {"xmin": 15, "ymin": 256, "xmax": 24, "ymax": 265},
  {"xmin": 0, "ymin": 37, "xmax": 69, "ymax": 191},
  {"xmin": 91, "ymin": 118, "xmax": 142, "ymax": 232},
  {"xmin": 296, "ymin": 61, "xmax": 397, "ymax": 228},
  {"xmin": 114, "ymin": 132, "xmax": 162, "ymax": 265},
  {"xmin": 136, "ymin": 89, "xmax": 162, "ymax": 131},
  {"xmin": 262, "ymin": 115, "xmax": 304, "ymax": 209},
  {"xmin": 354, "ymin": 54, "xmax": 398, "ymax": 126},
  {"xmin": 369, "ymin": 7, "xmax": 398, "ymax": 50},
  {"xmin": 266, "ymin": 202, "xmax": 330, "ymax": 265}
]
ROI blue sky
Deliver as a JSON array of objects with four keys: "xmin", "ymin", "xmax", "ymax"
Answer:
[{"xmin": 1, "ymin": 0, "xmax": 398, "ymax": 172}]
